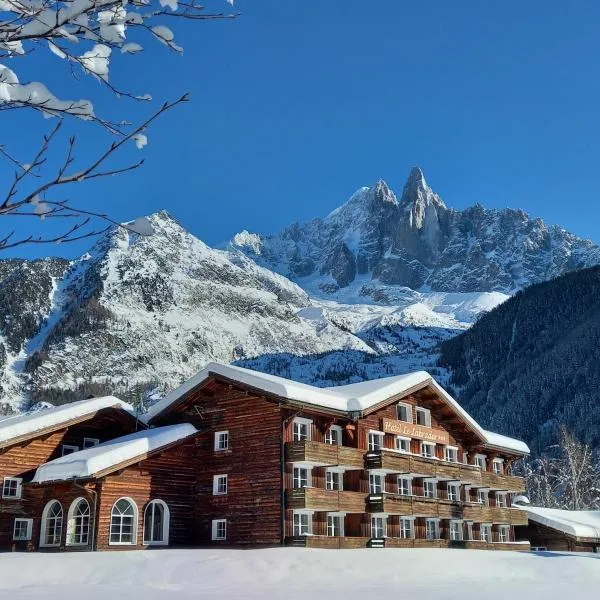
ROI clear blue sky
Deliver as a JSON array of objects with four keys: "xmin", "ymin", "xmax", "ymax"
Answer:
[{"xmin": 3, "ymin": 0, "xmax": 600, "ymax": 259}]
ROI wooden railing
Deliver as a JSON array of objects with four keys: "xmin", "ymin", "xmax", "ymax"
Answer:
[
  {"xmin": 285, "ymin": 441, "xmax": 364, "ymax": 469},
  {"xmin": 286, "ymin": 488, "xmax": 366, "ymax": 512}
]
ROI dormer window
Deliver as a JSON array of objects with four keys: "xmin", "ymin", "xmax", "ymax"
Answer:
[
  {"xmin": 293, "ymin": 418, "xmax": 312, "ymax": 442},
  {"xmin": 415, "ymin": 407, "xmax": 431, "ymax": 427},
  {"xmin": 397, "ymin": 403, "xmax": 413, "ymax": 423},
  {"xmin": 325, "ymin": 425, "xmax": 342, "ymax": 446}
]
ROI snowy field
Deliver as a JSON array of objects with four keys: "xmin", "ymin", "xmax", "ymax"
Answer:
[{"xmin": 1, "ymin": 548, "xmax": 599, "ymax": 600}]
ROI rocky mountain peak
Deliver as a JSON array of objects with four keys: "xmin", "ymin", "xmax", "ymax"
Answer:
[{"xmin": 373, "ymin": 179, "xmax": 398, "ymax": 206}]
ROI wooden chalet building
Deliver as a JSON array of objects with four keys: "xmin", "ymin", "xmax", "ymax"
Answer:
[{"xmin": 1, "ymin": 363, "xmax": 531, "ymax": 552}]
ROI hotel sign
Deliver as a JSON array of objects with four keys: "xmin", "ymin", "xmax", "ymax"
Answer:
[{"xmin": 381, "ymin": 418, "xmax": 450, "ymax": 445}]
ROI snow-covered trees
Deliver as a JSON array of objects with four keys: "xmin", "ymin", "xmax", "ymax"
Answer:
[
  {"xmin": 523, "ymin": 427, "xmax": 600, "ymax": 510},
  {"xmin": 0, "ymin": 0, "xmax": 235, "ymax": 249}
]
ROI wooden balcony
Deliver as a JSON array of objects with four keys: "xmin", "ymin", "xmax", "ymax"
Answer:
[
  {"xmin": 365, "ymin": 451, "xmax": 410, "ymax": 472},
  {"xmin": 480, "ymin": 471, "xmax": 526, "ymax": 492},
  {"xmin": 286, "ymin": 488, "xmax": 366, "ymax": 512},
  {"xmin": 462, "ymin": 504, "xmax": 529, "ymax": 525},
  {"xmin": 285, "ymin": 441, "xmax": 364, "ymax": 469},
  {"xmin": 366, "ymin": 493, "xmax": 412, "ymax": 513}
]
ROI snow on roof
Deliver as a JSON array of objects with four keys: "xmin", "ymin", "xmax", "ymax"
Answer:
[
  {"xmin": 144, "ymin": 362, "xmax": 529, "ymax": 455},
  {"xmin": 524, "ymin": 506, "xmax": 600, "ymax": 540},
  {"xmin": 0, "ymin": 396, "xmax": 135, "ymax": 447},
  {"xmin": 32, "ymin": 423, "xmax": 198, "ymax": 484}
]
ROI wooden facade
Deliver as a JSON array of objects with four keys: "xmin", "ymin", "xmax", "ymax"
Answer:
[{"xmin": 515, "ymin": 520, "xmax": 600, "ymax": 553}]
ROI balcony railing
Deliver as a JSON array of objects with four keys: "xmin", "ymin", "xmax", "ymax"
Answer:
[
  {"xmin": 286, "ymin": 488, "xmax": 366, "ymax": 512},
  {"xmin": 285, "ymin": 441, "xmax": 364, "ymax": 469}
]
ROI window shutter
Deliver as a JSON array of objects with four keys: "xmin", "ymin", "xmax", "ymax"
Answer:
[
  {"xmin": 16, "ymin": 478, "xmax": 23, "ymax": 499},
  {"xmin": 26, "ymin": 519, "xmax": 33, "ymax": 540}
]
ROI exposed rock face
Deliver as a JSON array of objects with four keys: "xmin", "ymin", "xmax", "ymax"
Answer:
[{"xmin": 231, "ymin": 167, "xmax": 600, "ymax": 297}]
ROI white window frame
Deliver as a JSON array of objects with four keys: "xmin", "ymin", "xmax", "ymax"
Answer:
[
  {"xmin": 475, "ymin": 454, "xmax": 487, "ymax": 470},
  {"xmin": 292, "ymin": 417, "xmax": 313, "ymax": 442},
  {"xmin": 478, "ymin": 489, "xmax": 489, "ymax": 505},
  {"xmin": 66, "ymin": 497, "xmax": 91, "ymax": 547},
  {"xmin": 425, "ymin": 518, "xmax": 440, "ymax": 540},
  {"xmin": 423, "ymin": 479, "xmax": 437, "ymax": 499},
  {"xmin": 83, "ymin": 437, "xmax": 100, "ymax": 449},
  {"xmin": 498, "ymin": 525, "xmax": 510, "ymax": 543},
  {"xmin": 214, "ymin": 430, "xmax": 229, "ymax": 451},
  {"xmin": 40, "ymin": 500, "xmax": 64, "ymax": 548},
  {"xmin": 212, "ymin": 518, "xmax": 227, "ymax": 541},
  {"xmin": 326, "ymin": 512, "xmax": 345, "ymax": 537},
  {"xmin": 421, "ymin": 441, "xmax": 436, "ymax": 459},
  {"xmin": 492, "ymin": 458, "xmax": 504, "ymax": 475},
  {"xmin": 462, "ymin": 451, "xmax": 469, "ymax": 465},
  {"xmin": 449, "ymin": 520, "xmax": 463, "ymax": 541},
  {"xmin": 415, "ymin": 407, "xmax": 431, "ymax": 427},
  {"xmin": 481, "ymin": 523, "xmax": 492, "ymax": 543},
  {"xmin": 213, "ymin": 474, "xmax": 228, "ymax": 496},
  {"xmin": 293, "ymin": 510, "xmax": 313, "ymax": 536},
  {"xmin": 395, "ymin": 436, "xmax": 411, "ymax": 454},
  {"xmin": 2, "ymin": 476, "xmax": 23, "ymax": 499},
  {"xmin": 399, "ymin": 517, "xmax": 414, "ymax": 539},
  {"xmin": 447, "ymin": 482, "xmax": 460, "ymax": 502},
  {"xmin": 397, "ymin": 476, "xmax": 412, "ymax": 497},
  {"xmin": 108, "ymin": 497, "xmax": 138, "ymax": 546},
  {"xmin": 464, "ymin": 486, "xmax": 472, "ymax": 502},
  {"xmin": 324, "ymin": 425, "xmax": 342, "ymax": 446},
  {"xmin": 369, "ymin": 472, "xmax": 385, "ymax": 494},
  {"xmin": 371, "ymin": 514, "xmax": 387, "ymax": 538},
  {"xmin": 326, "ymin": 468, "xmax": 344, "ymax": 491},
  {"xmin": 13, "ymin": 518, "xmax": 33, "ymax": 541},
  {"xmin": 465, "ymin": 521, "xmax": 474, "ymax": 541},
  {"xmin": 368, "ymin": 431, "xmax": 384, "ymax": 451},
  {"xmin": 293, "ymin": 465, "xmax": 311, "ymax": 489},
  {"xmin": 61, "ymin": 444, "xmax": 79, "ymax": 456},
  {"xmin": 143, "ymin": 499, "xmax": 170, "ymax": 546},
  {"xmin": 396, "ymin": 402, "xmax": 413, "ymax": 423},
  {"xmin": 496, "ymin": 492, "xmax": 507, "ymax": 508},
  {"xmin": 444, "ymin": 446, "xmax": 458, "ymax": 463}
]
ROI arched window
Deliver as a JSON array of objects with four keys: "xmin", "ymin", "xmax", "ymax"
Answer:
[
  {"xmin": 67, "ymin": 498, "xmax": 91, "ymax": 546},
  {"xmin": 109, "ymin": 497, "xmax": 138, "ymax": 545},
  {"xmin": 143, "ymin": 500, "xmax": 170, "ymax": 546},
  {"xmin": 40, "ymin": 500, "xmax": 63, "ymax": 547}
]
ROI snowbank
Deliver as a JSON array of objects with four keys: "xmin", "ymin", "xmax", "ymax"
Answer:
[
  {"xmin": 32, "ymin": 424, "xmax": 197, "ymax": 483},
  {"xmin": 0, "ymin": 548, "xmax": 597, "ymax": 600},
  {"xmin": 524, "ymin": 506, "xmax": 600, "ymax": 539},
  {"xmin": 0, "ymin": 396, "xmax": 134, "ymax": 447}
]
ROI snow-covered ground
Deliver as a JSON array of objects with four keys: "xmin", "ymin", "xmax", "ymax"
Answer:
[{"xmin": 1, "ymin": 548, "xmax": 598, "ymax": 600}]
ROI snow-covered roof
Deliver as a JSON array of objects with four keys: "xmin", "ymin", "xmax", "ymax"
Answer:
[
  {"xmin": 524, "ymin": 506, "xmax": 600, "ymax": 540},
  {"xmin": 0, "ymin": 396, "xmax": 135, "ymax": 448},
  {"xmin": 32, "ymin": 423, "xmax": 198, "ymax": 483},
  {"xmin": 145, "ymin": 362, "xmax": 529, "ymax": 455}
]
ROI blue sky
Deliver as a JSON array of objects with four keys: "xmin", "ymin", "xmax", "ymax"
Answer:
[{"xmin": 3, "ymin": 0, "xmax": 600, "ymax": 258}]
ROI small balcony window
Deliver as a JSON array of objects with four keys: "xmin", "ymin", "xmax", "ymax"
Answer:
[
  {"xmin": 445, "ymin": 447, "xmax": 458, "ymax": 463},
  {"xmin": 400, "ymin": 518, "xmax": 413, "ymax": 539},
  {"xmin": 368, "ymin": 432, "xmax": 384, "ymax": 451},
  {"xmin": 481, "ymin": 524, "xmax": 492, "ymax": 543},
  {"xmin": 293, "ymin": 466, "xmax": 310, "ymax": 488},
  {"xmin": 292, "ymin": 418, "xmax": 312, "ymax": 442},
  {"xmin": 327, "ymin": 514, "xmax": 344, "ymax": 537},
  {"xmin": 447, "ymin": 483, "xmax": 459, "ymax": 502},
  {"xmin": 397, "ymin": 477, "xmax": 412, "ymax": 496},
  {"xmin": 450, "ymin": 521, "xmax": 463, "ymax": 541},
  {"xmin": 369, "ymin": 473, "xmax": 384, "ymax": 494},
  {"xmin": 395, "ymin": 436, "xmax": 411, "ymax": 454},
  {"xmin": 293, "ymin": 512, "xmax": 311, "ymax": 536},
  {"xmin": 326, "ymin": 470, "xmax": 343, "ymax": 491},
  {"xmin": 425, "ymin": 519, "xmax": 439, "ymax": 540},
  {"xmin": 492, "ymin": 459, "xmax": 504, "ymax": 475},
  {"xmin": 421, "ymin": 442, "xmax": 436, "ymax": 459},
  {"xmin": 423, "ymin": 480, "xmax": 436, "ymax": 499},
  {"xmin": 371, "ymin": 516, "xmax": 387, "ymax": 538},
  {"xmin": 325, "ymin": 425, "xmax": 342, "ymax": 445}
]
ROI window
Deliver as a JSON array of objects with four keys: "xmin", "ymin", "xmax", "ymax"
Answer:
[
  {"xmin": 371, "ymin": 516, "xmax": 386, "ymax": 538},
  {"xmin": 212, "ymin": 519, "xmax": 227, "ymax": 540},
  {"xmin": 368, "ymin": 431, "xmax": 384, "ymax": 451},
  {"xmin": 397, "ymin": 403, "xmax": 413, "ymax": 423},
  {"xmin": 450, "ymin": 521, "xmax": 463, "ymax": 541},
  {"xmin": 143, "ymin": 500, "xmax": 170, "ymax": 546},
  {"xmin": 499, "ymin": 525, "xmax": 510, "ymax": 543},
  {"xmin": 325, "ymin": 425, "xmax": 342, "ymax": 445},
  {"xmin": 397, "ymin": 477, "xmax": 412, "ymax": 496},
  {"xmin": 415, "ymin": 407, "xmax": 431, "ymax": 427},
  {"xmin": 423, "ymin": 480, "xmax": 436, "ymax": 499},
  {"xmin": 83, "ymin": 438, "xmax": 100, "ymax": 449},
  {"xmin": 481, "ymin": 524, "xmax": 492, "ymax": 543},
  {"xmin": 475, "ymin": 454, "xmax": 487, "ymax": 470},
  {"xmin": 213, "ymin": 474, "xmax": 228, "ymax": 495},
  {"xmin": 327, "ymin": 514, "xmax": 344, "ymax": 537},
  {"xmin": 400, "ymin": 518, "xmax": 413, "ymax": 539},
  {"xmin": 445, "ymin": 446, "xmax": 458, "ymax": 463},
  {"xmin": 62, "ymin": 444, "xmax": 79, "ymax": 456},
  {"xmin": 214, "ymin": 431, "xmax": 229, "ymax": 451},
  {"xmin": 292, "ymin": 418, "xmax": 312, "ymax": 442},
  {"xmin": 293, "ymin": 512, "xmax": 311, "ymax": 536},
  {"xmin": 496, "ymin": 492, "xmax": 507, "ymax": 508},
  {"xmin": 13, "ymin": 518, "xmax": 33, "ymax": 541},
  {"xmin": 425, "ymin": 519, "xmax": 439, "ymax": 540},
  {"xmin": 447, "ymin": 483, "xmax": 459, "ymax": 502},
  {"xmin": 531, "ymin": 546, "xmax": 547, "ymax": 552},
  {"xmin": 67, "ymin": 498, "xmax": 90, "ymax": 546},
  {"xmin": 40, "ymin": 500, "xmax": 63, "ymax": 547},
  {"xmin": 465, "ymin": 522, "xmax": 473, "ymax": 541},
  {"xmin": 493, "ymin": 459, "xmax": 504, "ymax": 475},
  {"xmin": 2, "ymin": 477, "xmax": 22, "ymax": 499},
  {"xmin": 421, "ymin": 442, "xmax": 435, "ymax": 459},
  {"xmin": 109, "ymin": 497, "xmax": 137, "ymax": 545},
  {"xmin": 293, "ymin": 466, "xmax": 310, "ymax": 489},
  {"xmin": 462, "ymin": 451, "xmax": 469, "ymax": 465},
  {"xmin": 326, "ymin": 469, "xmax": 343, "ymax": 491},
  {"xmin": 478, "ymin": 490, "xmax": 488, "ymax": 505},
  {"xmin": 369, "ymin": 473, "xmax": 384, "ymax": 494},
  {"xmin": 395, "ymin": 436, "xmax": 411, "ymax": 453},
  {"xmin": 464, "ymin": 486, "xmax": 472, "ymax": 502}
]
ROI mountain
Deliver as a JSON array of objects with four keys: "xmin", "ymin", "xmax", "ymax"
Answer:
[
  {"xmin": 439, "ymin": 266, "xmax": 600, "ymax": 453},
  {"xmin": 231, "ymin": 167, "xmax": 600, "ymax": 300}
]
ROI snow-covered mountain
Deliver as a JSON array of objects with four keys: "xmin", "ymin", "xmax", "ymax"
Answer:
[{"xmin": 231, "ymin": 167, "xmax": 600, "ymax": 299}]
